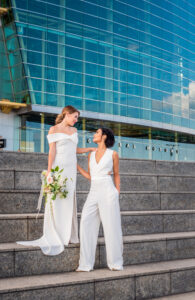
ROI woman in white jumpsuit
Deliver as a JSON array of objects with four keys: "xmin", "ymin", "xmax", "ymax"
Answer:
[{"xmin": 77, "ymin": 128, "xmax": 123, "ymax": 271}]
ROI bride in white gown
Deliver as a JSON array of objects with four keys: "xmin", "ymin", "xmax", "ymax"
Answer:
[{"xmin": 17, "ymin": 105, "xmax": 95, "ymax": 255}]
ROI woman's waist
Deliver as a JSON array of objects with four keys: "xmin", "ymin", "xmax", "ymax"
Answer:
[
  {"xmin": 90, "ymin": 175, "xmax": 114, "ymax": 190},
  {"xmin": 91, "ymin": 174, "xmax": 112, "ymax": 180},
  {"xmin": 55, "ymin": 150, "xmax": 76, "ymax": 155},
  {"xmin": 54, "ymin": 151, "xmax": 76, "ymax": 159},
  {"xmin": 53, "ymin": 157, "xmax": 77, "ymax": 167}
]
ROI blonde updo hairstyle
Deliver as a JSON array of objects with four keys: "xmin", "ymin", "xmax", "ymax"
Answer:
[{"xmin": 55, "ymin": 105, "xmax": 80, "ymax": 125}]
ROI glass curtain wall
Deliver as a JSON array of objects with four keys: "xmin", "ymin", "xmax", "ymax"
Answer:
[
  {"xmin": 0, "ymin": 21, "xmax": 13, "ymax": 101},
  {"xmin": 0, "ymin": 0, "xmax": 30, "ymax": 103},
  {"xmin": 9, "ymin": 0, "xmax": 195, "ymax": 130},
  {"xmin": 1, "ymin": 0, "xmax": 194, "ymax": 160}
]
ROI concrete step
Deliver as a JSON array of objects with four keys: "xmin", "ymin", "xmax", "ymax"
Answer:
[
  {"xmin": 1, "ymin": 169, "xmax": 195, "ymax": 192},
  {"xmin": 1, "ymin": 232, "xmax": 195, "ymax": 278},
  {"xmin": 153, "ymin": 291, "xmax": 195, "ymax": 299},
  {"xmin": 0, "ymin": 258, "xmax": 195, "ymax": 299},
  {"xmin": 1, "ymin": 211, "xmax": 195, "ymax": 243},
  {"xmin": 1, "ymin": 151, "xmax": 195, "ymax": 176},
  {"xmin": 1, "ymin": 190, "xmax": 195, "ymax": 214}
]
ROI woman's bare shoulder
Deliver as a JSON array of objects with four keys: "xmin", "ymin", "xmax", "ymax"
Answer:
[
  {"xmin": 72, "ymin": 127, "xmax": 77, "ymax": 133},
  {"xmin": 48, "ymin": 125, "xmax": 58, "ymax": 134},
  {"xmin": 112, "ymin": 150, "xmax": 119, "ymax": 157},
  {"xmin": 48, "ymin": 125, "xmax": 77, "ymax": 135}
]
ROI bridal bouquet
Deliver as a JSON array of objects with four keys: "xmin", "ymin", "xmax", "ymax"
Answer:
[
  {"xmin": 42, "ymin": 166, "xmax": 69, "ymax": 203},
  {"xmin": 37, "ymin": 166, "xmax": 70, "ymax": 215}
]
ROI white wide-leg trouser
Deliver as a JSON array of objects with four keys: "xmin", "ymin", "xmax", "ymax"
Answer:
[{"xmin": 78, "ymin": 177, "xmax": 123, "ymax": 271}]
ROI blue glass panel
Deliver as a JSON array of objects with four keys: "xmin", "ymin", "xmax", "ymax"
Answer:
[
  {"xmin": 181, "ymin": 118, "xmax": 189, "ymax": 127},
  {"xmin": 173, "ymin": 116, "xmax": 181, "ymax": 126},
  {"xmin": 66, "ymin": 9, "xmax": 83, "ymax": 23},
  {"xmin": 13, "ymin": 0, "xmax": 27, "ymax": 9},
  {"xmin": 85, "ymin": 50, "xmax": 98, "ymax": 63},
  {"xmin": 46, "ymin": 93, "xmax": 57, "ymax": 106},
  {"xmin": 25, "ymin": 26, "xmax": 43, "ymax": 39},
  {"xmin": 33, "ymin": 91, "xmax": 42, "ymax": 104},
  {"xmin": 28, "ymin": 1, "xmax": 47, "ymax": 15},
  {"xmin": 31, "ymin": 78, "xmax": 42, "ymax": 91},
  {"xmin": 65, "ymin": 96, "xmax": 83, "ymax": 110},
  {"xmin": 27, "ymin": 64, "xmax": 41, "ymax": 78},
  {"xmin": 66, "ymin": 21, "xmax": 83, "ymax": 36},
  {"xmin": 151, "ymin": 111, "xmax": 162, "ymax": 122},
  {"xmin": 65, "ymin": 83, "xmax": 82, "ymax": 97},
  {"xmin": 46, "ymin": 80, "xmax": 57, "ymax": 93},
  {"xmin": 46, "ymin": 3, "xmax": 62, "ymax": 18},
  {"xmin": 85, "ymin": 99, "xmax": 99, "ymax": 112},
  {"xmin": 85, "ymin": 75, "xmax": 98, "ymax": 88},
  {"xmin": 83, "ymin": 26, "xmax": 99, "ymax": 40},
  {"xmin": 66, "ymin": 58, "xmax": 82, "ymax": 72},
  {"xmin": 46, "ymin": 67, "xmax": 58, "ymax": 81},
  {"xmin": 11, "ymin": 64, "xmax": 25, "ymax": 79},
  {"xmin": 127, "ymin": 95, "xmax": 141, "ymax": 108},
  {"xmin": 85, "ymin": 63, "xmax": 98, "ymax": 76},
  {"xmin": 163, "ymin": 114, "xmax": 173, "ymax": 124},
  {"xmin": 66, "ymin": 46, "xmax": 82, "ymax": 60},
  {"xmin": 46, "ymin": 42, "xmax": 58, "ymax": 55},
  {"xmin": 66, "ymin": 34, "xmax": 82, "ymax": 48},
  {"xmin": 46, "ymin": 55, "xmax": 58, "ymax": 68},
  {"xmin": 85, "ymin": 86, "xmax": 99, "ymax": 100},
  {"xmin": 26, "ymin": 50, "xmax": 42, "ymax": 65},
  {"xmin": 66, "ymin": 71, "xmax": 82, "ymax": 85}
]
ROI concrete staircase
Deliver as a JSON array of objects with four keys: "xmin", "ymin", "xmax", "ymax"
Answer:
[{"xmin": 0, "ymin": 151, "xmax": 195, "ymax": 299}]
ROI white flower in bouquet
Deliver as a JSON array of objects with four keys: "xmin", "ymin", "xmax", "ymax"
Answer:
[{"xmin": 59, "ymin": 177, "xmax": 65, "ymax": 186}]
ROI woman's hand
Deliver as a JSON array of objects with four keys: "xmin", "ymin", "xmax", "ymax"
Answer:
[
  {"xmin": 113, "ymin": 151, "xmax": 120, "ymax": 195},
  {"xmin": 46, "ymin": 170, "xmax": 50, "ymax": 178}
]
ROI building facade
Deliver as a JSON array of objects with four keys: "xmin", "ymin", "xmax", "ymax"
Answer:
[{"xmin": 0, "ymin": 0, "xmax": 195, "ymax": 161}]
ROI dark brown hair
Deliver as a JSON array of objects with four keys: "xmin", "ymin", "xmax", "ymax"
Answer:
[{"xmin": 100, "ymin": 127, "xmax": 115, "ymax": 148}]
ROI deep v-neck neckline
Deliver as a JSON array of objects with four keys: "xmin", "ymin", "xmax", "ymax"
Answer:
[{"xmin": 94, "ymin": 148, "xmax": 108, "ymax": 165}]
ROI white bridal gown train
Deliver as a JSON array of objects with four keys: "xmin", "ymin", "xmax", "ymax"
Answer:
[{"xmin": 17, "ymin": 132, "xmax": 79, "ymax": 255}]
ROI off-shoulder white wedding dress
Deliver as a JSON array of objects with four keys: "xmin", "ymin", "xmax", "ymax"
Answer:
[{"xmin": 17, "ymin": 132, "xmax": 79, "ymax": 255}]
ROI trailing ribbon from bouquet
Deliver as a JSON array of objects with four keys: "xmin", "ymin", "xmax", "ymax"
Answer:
[
  {"xmin": 36, "ymin": 170, "xmax": 47, "ymax": 219},
  {"xmin": 37, "ymin": 170, "xmax": 47, "ymax": 214}
]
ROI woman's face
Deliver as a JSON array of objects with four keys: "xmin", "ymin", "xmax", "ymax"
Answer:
[
  {"xmin": 93, "ymin": 128, "xmax": 105, "ymax": 144},
  {"xmin": 66, "ymin": 112, "xmax": 79, "ymax": 126}
]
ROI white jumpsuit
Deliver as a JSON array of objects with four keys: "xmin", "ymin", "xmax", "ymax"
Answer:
[{"xmin": 78, "ymin": 148, "xmax": 123, "ymax": 271}]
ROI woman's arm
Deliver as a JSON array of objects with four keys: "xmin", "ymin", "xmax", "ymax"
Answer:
[
  {"xmin": 113, "ymin": 151, "xmax": 120, "ymax": 193},
  {"xmin": 47, "ymin": 143, "xmax": 56, "ymax": 176},
  {"xmin": 77, "ymin": 152, "xmax": 91, "ymax": 180},
  {"xmin": 77, "ymin": 147, "xmax": 96, "ymax": 154},
  {"xmin": 46, "ymin": 128, "xmax": 56, "ymax": 177}
]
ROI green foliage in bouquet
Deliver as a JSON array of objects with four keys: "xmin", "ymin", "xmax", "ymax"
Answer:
[{"xmin": 41, "ymin": 166, "xmax": 71, "ymax": 204}]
